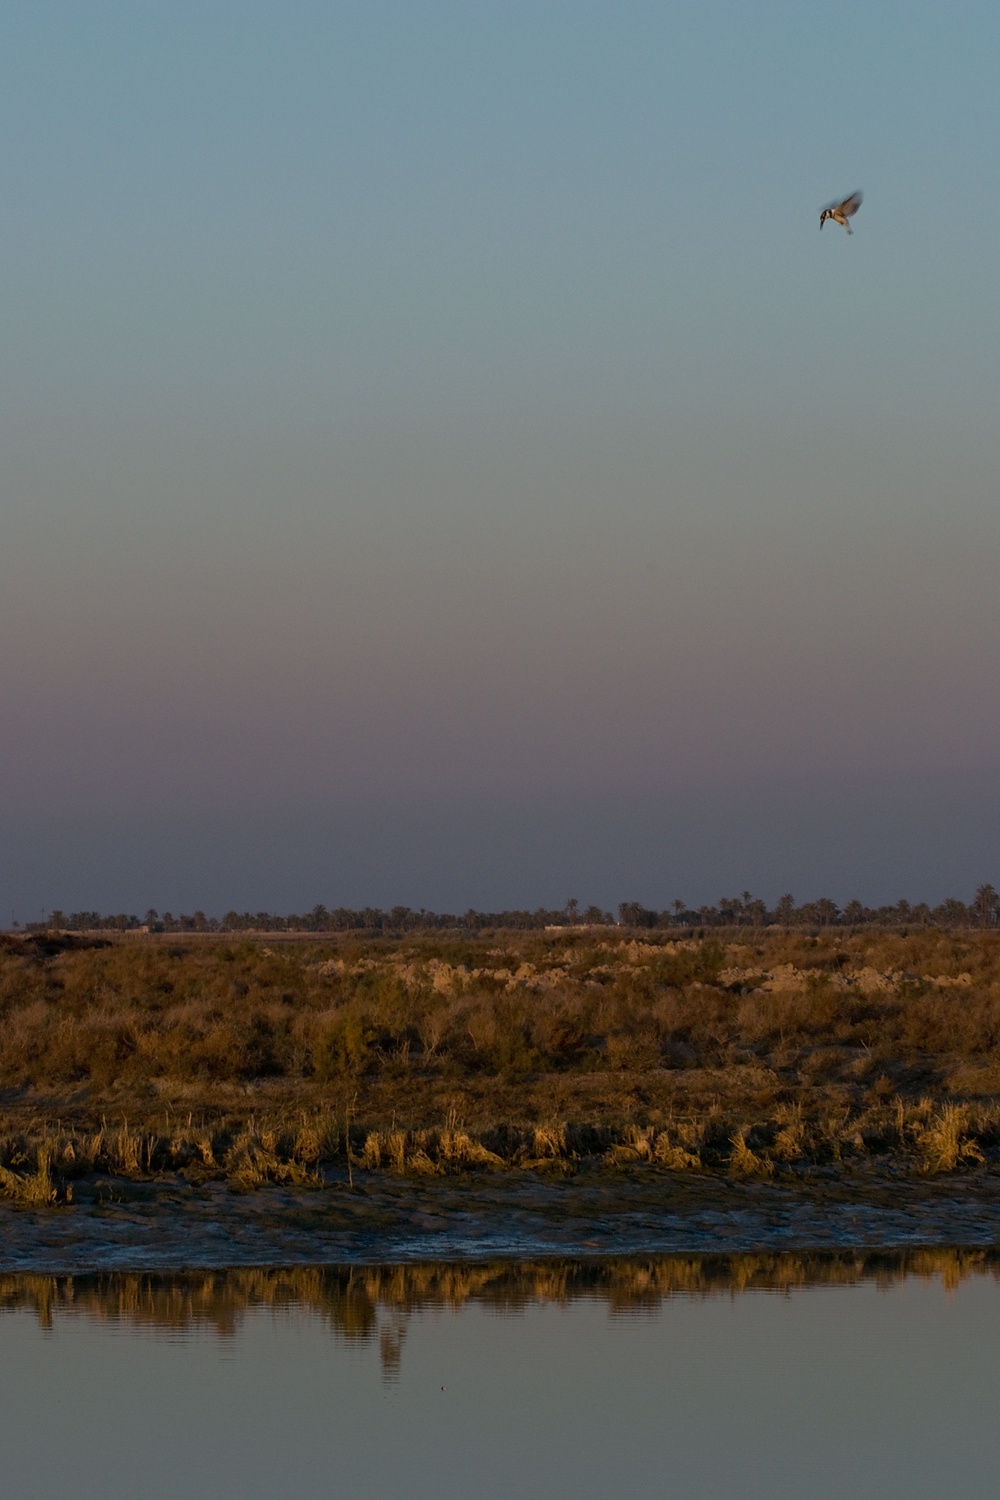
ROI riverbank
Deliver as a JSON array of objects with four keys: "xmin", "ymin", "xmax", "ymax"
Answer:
[
  {"xmin": 4, "ymin": 926, "xmax": 1000, "ymax": 1218},
  {"xmin": 3, "ymin": 1164, "xmax": 1000, "ymax": 1275}
]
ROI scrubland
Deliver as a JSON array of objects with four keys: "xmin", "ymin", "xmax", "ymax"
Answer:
[{"xmin": 3, "ymin": 926, "xmax": 1000, "ymax": 1200}]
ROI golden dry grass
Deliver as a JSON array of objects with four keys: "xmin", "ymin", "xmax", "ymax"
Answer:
[{"xmin": 2, "ymin": 927, "xmax": 1000, "ymax": 1192}]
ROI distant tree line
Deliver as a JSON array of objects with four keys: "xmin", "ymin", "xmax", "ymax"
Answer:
[
  {"xmin": 20, "ymin": 885, "xmax": 1000, "ymax": 933},
  {"xmin": 616, "ymin": 885, "xmax": 1000, "ymax": 930}
]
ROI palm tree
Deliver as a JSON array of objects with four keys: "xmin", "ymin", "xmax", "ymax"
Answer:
[{"xmin": 974, "ymin": 884, "xmax": 999, "ymax": 928}]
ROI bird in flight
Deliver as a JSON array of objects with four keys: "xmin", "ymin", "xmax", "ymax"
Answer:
[{"xmin": 819, "ymin": 190, "xmax": 863, "ymax": 234}]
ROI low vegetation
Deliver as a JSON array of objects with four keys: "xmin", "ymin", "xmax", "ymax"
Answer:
[{"xmin": 3, "ymin": 926, "xmax": 1000, "ymax": 1199}]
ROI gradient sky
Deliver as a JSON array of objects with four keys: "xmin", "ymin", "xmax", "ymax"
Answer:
[{"xmin": 3, "ymin": 1, "xmax": 1000, "ymax": 917}]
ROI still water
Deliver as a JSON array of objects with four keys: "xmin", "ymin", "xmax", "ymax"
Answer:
[{"xmin": 2, "ymin": 1252, "xmax": 999, "ymax": 1500}]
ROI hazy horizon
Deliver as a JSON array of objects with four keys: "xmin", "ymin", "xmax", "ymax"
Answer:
[
  {"xmin": 6, "ymin": 768, "xmax": 999, "ymax": 923},
  {"xmin": 4, "ymin": 3, "xmax": 1000, "ymax": 919}
]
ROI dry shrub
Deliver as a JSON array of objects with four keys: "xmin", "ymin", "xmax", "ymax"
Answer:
[
  {"xmin": 914, "ymin": 1105, "xmax": 985, "ymax": 1174},
  {"xmin": 293, "ymin": 1124, "xmax": 323, "ymax": 1164},
  {"xmin": 896, "ymin": 992, "xmax": 998, "ymax": 1056},
  {"xmin": 111, "ymin": 1125, "xmax": 143, "ymax": 1175},
  {"xmin": 945, "ymin": 1063, "xmax": 1000, "ymax": 1096},
  {"xmin": 729, "ymin": 1129, "xmax": 774, "ymax": 1179},
  {"xmin": 362, "ymin": 1130, "xmax": 405, "ymax": 1172},
  {"xmin": 4, "ymin": 929, "xmax": 1000, "ymax": 1191},
  {"xmin": 315, "ymin": 1012, "xmax": 375, "ymax": 1078},
  {"xmin": 3, "ymin": 929, "xmax": 1000, "ymax": 1098},
  {"xmin": 404, "ymin": 1136, "xmax": 440, "ymax": 1175},
  {"xmin": 604, "ymin": 1125, "xmax": 655, "ymax": 1165},
  {"xmin": 485, "ymin": 996, "xmax": 536, "ymax": 1078},
  {"xmin": 359, "ymin": 1129, "xmax": 440, "ymax": 1174},
  {"xmin": 224, "ymin": 1127, "xmax": 319, "ymax": 1190},
  {"xmin": 437, "ymin": 1130, "xmax": 504, "ymax": 1170},
  {"xmin": 532, "ymin": 1010, "xmax": 589, "ymax": 1068},
  {"xmin": 652, "ymin": 1129, "xmax": 701, "ymax": 1170},
  {"xmin": 0, "ymin": 1147, "xmax": 61, "ymax": 1206},
  {"xmin": 531, "ymin": 1124, "xmax": 568, "ymax": 1159},
  {"xmin": 771, "ymin": 1108, "xmax": 807, "ymax": 1163}
]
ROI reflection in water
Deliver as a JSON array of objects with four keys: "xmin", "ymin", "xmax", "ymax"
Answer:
[
  {"xmin": 5, "ymin": 1248, "xmax": 1000, "ymax": 1500},
  {"xmin": 2, "ymin": 1247, "xmax": 998, "ymax": 1377}
]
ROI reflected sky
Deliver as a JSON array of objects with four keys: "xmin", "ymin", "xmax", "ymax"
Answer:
[{"xmin": 2, "ymin": 1255, "xmax": 1000, "ymax": 1499}]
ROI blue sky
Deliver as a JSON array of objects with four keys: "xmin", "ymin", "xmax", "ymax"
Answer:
[{"xmin": 2, "ymin": 1, "xmax": 999, "ymax": 916}]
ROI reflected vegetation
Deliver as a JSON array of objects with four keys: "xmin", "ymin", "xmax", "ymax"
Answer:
[{"xmin": 3, "ymin": 1248, "xmax": 999, "ymax": 1377}]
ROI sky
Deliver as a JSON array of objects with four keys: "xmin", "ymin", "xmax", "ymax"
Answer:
[{"xmin": 3, "ymin": 1, "xmax": 1000, "ymax": 917}]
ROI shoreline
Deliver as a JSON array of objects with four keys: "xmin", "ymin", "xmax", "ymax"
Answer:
[
  {"xmin": 2, "ymin": 1168, "xmax": 1000, "ymax": 1276},
  {"xmin": 6, "ymin": 925, "xmax": 1000, "ymax": 1274}
]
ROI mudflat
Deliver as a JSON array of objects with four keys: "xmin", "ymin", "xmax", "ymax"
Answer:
[{"xmin": 3, "ymin": 1166, "xmax": 1000, "ymax": 1275}]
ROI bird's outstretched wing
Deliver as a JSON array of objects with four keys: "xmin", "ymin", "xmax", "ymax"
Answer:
[{"xmin": 820, "ymin": 191, "xmax": 863, "ymax": 215}]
